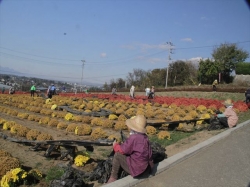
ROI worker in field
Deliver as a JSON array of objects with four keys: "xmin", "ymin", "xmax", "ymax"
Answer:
[
  {"xmin": 30, "ymin": 84, "xmax": 36, "ymax": 97},
  {"xmin": 212, "ymin": 79, "xmax": 218, "ymax": 92},
  {"xmin": 245, "ymin": 86, "xmax": 250, "ymax": 104},
  {"xmin": 111, "ymin": 87, "xmax": 117, "ymax": 95},
  {"xmin": 216, "ymin": 99, "xmax": 238, "ymax": 128},
  {"xmin": 9, "ymin": 86, "xmax": 15, "ymax": 94},
  {"xmin": 130, "ymin": 85, "xmax": 135, "ymax": 99},
  {"xmin": 145, "ymin": 87, "xmax": 150, "ymax": 96},
  {"xmin": 1, "ymin": 87, "xmax": 5, "ymax": 94},
  {"xmin": 107, "ymin": 115, "xmax": 153, "ymax": 183},
  {"xmin": 148, "ymin": 86, "xmax": 155, "ymax": 99},
  {"xmin": 47, "ymin": 84, "xmax": 54, "ymax": 99}
]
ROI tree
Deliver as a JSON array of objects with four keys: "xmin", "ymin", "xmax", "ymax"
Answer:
[
  {"xmin": 198, "ymin": 58, "xmax": 220, "ymax": 84},
  {"xmin": 103, "ymin": 82, "xmax": 109, "ymax": 91},
  {"xmin": 147, "ymin": 69, "xmax": 165, "ymax": 88},
  {"xmin": 109, "ymin": 79, "xmax": 116, "ymax": 90},
  {"xmin": 212, "ymin": 43, "xmax": 249, "ymax": 83},
  {"xmin": 116, "ymin": 78, "xmax": 126, "ymax": 89},
  {"xmin": 168, "ymin": 60, "xmax": 196, "ymax": 86},
  {"xmin": 126, "ymin": 69, "xmax": 148, "ymax": 88},
  {"xmin": 235, "ymin": 62, "xmax": 250, "ymax": 75},
  {"xmin": 184, "ymin": 61, "xmax": 199, "ymax": 85}
]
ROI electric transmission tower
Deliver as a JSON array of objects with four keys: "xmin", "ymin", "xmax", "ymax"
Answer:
[{"xmin": 165, "ymin": 41, "xmax": 174, "ymax": 89}]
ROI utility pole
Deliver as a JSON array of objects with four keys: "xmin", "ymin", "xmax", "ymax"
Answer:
[
  {"xmin": 165, "ymin": 41, "xmax": 174, "ymax": 89},
  {"xmin": 81, "ymin": 60, "xmax": 85, "ymax": 92}
]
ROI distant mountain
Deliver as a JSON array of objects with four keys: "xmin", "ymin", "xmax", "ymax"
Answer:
[
  {"xmin": 0, "ymin": 66, "xmax": 103, "ymax": 87},
  {"xmin": 0, "ymin": 66, "xmax": 23, "ymax": 76}
]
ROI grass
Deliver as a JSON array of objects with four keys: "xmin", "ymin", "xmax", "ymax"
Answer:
[
  {"xmin": 149, "ymin": 131, "xmax": 196, "ymax": 147},
  {"xmin": 119, "ymin": 91, "xmax": 246, "ymax": 101},
  {"xmin": 238, "ymin": 109, "xmax": 250, "ymax": 123},
  {"xmin": 45, "ymin": 166, "xmax": 65, "ymax": 182}
]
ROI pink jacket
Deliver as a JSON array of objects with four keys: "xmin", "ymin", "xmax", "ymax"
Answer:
[{"xmin": 223, "ymin": 107, "xmax": 238, "ymax": 128}]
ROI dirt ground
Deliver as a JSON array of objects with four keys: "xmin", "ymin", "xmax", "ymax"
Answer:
[{"xmin": 0, "ymin": 105, "xmax": 223, "ymax": 187}]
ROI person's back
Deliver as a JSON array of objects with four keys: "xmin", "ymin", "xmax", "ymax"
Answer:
[
  {"xmin": 30, "ymin": 85, "xmax": 36, "ymax": 97},
  {"xmin": 148, "ymin": 86, "xmax": 155, "ymax": 99},
  {"xmin": 145, "ymin": 88, "xmax": 150, "ymax": 96},
  {"xmin": 112, "ymin": 87, "xmax": 117, "ymax": 95},
  {"xmin": 130, "ymin": 86, "xmax": 135, "ymax": 98}
]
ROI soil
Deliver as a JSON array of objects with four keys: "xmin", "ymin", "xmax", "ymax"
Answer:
[{"xmin": 0, "ymin": 103, "xmax": 223, "ymax": 187}]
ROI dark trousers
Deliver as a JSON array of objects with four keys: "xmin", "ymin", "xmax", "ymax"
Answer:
[
  {"xmin": 246, "ymin": 94, "xmax": 250, "ymax": 104},
  {"xmin": 218, "ymin": 117, "xmax": 228, "ymax": 128},
  {"xmin": 48, "ymin": 90, "xmax": 53, "ymax": 99},
  {"xmin": 31, "ymin": 90, "xmax": 35, "ymax": 97},
  {"xmin": 111, "ymin": 152, "xmax": 130, "ymax": 179},
  {"xmin": 148, "ymin": 92, "xmax": 154, "ymax": 99},
  {"xmin": 213, "ymin": 85, "xmax": 217, "ymax": 91}
]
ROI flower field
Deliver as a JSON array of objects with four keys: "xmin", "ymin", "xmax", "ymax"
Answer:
[{"xmin": 0, "ymin": 92, "xmax": 249, "ymax": 186}]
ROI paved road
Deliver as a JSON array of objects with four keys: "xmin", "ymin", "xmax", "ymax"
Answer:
[{"xmin": 133, "ymin": 123, "xmax": 250, "ymax": 187}]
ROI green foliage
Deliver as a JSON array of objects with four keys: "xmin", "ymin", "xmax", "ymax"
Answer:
[
  {"xmin": 198, "ymin": 58, "xmax": 220, "ymax": 84},
  {"xmin": 212, "ymin": 43, "xmax": 249, "ymax": 83},
  {"xmin": 45, "ymin": 166, "xmax": 65, "ymax": 182},
  {"xmin": 235, "ymin": 62, "xmax": 250, "ymax": 75},
  {"xmin": 168, "ymin": 60, "xmax": 198, "ymax": 86},
  {"xmin": 148, "ymin": 69, "xmax": 166, "ymax": 87}
]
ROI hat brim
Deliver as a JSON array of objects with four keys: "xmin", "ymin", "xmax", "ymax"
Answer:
[
  {"xmin": 126, "ymin": 118, "xmax": 146, "ymax": 133},
  {"xmin": 223, "ymin": 102, "xmax": 233, "ymax": 107}
]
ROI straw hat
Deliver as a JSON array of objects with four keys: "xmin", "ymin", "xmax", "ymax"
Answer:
[
  {"xmin": 125, "ymin": 115, "xmax": 147, "ymax": 133},
  {"xmin": 223, "ymin": 99, "xmax": 233, "ymax": 107}
]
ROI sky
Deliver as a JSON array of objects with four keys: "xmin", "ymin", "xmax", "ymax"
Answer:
[{"xmin": 0, "ymin": 0, "xmax": 249, "ymax": 86}]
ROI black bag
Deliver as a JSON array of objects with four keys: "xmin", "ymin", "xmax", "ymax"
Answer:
[{"xmin": 208, "ymin": 117, "xmax": 223, "ymax": 131}]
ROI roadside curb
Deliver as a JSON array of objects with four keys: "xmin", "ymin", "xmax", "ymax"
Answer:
[{"xmin": 102, "ymin": 119, "xmax": 250, "ymax": 187}]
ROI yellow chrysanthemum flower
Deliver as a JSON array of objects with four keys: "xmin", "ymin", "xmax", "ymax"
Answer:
[
  {"xmin": 51, "ymin": 104, "xmax": 57, "ymax": 110},
  {"xmin": 74, "ymin": 153, "xmax": 90, "ymax": 167},
  {"xmin": 64, "ymin": 113, "xmax": 74, "ymax": 121}
]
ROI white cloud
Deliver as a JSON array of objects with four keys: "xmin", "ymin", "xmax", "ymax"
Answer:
[
  {"xmin": 181, "ymin": 38, "xmax": 193, "ymax": 42},
  {"xmin": 188, "ymin": 57, "xmax": 203, "ymax": 63},
  {"xmin": 100, "ymin": 53, "xmax": 107, "ymax": 58}
]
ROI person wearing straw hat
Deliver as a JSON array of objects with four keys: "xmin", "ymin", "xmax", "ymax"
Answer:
[
  {"xmin": 212, "ymin": 79, "xmax": 218, "ymax": 92},
  {"xmin": 107, "ymin": 115, "xmax": 153, "ymax": 183},
  {"xmin": 217, "ymin": 99, "xmax": 238, "ymax": 128}
]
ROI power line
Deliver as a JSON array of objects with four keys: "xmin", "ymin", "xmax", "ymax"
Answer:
[
  {"xmin": 1, "ymin": 40, "xmax": 249, "ymax": 65},
  {"xmin": 0, "ymin": 69, "xmax": 128, "ymax": 83},
  {"xmin": 0, "ymin": 47, "xmax": 79, "ymax": 61}
]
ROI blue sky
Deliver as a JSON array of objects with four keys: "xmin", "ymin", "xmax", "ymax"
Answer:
[{"xmin": 0, "ymin": 0, "xmax": 249, "ymax": 85}]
